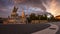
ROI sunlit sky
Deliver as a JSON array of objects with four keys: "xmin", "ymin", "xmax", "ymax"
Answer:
[{"xmin": 0, "ymin": 0, "xmax": 60, "ymax": 18}]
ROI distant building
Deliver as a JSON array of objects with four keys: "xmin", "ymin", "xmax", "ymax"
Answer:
[
  {"xmin": 55, "ymin": 15, "xmax": 60, "ymax": 20},
  {"xmin": 3, "ymin": 6, "xmax": 27, "ymax": 24}
]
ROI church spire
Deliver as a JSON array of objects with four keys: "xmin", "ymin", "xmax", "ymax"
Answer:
[
  {"xmin": 21, "ymin": 9, "xmax": 26, "ymax": 23},
  {"xmin": 22, "ymin": 9, "xmax": 25, "ymax": 18}
]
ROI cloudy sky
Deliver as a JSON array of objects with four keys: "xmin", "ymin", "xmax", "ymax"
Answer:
[{"xmin": 0, "ymin": 0, "xmax": 60, "ymax": 18}]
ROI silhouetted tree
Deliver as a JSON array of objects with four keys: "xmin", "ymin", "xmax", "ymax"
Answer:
[
  {"xmin": 40, "ymin": 15, "xmax": 44, "ymax": 20},
  {"xmin": 30, "ymin": 13, "xmax": 36, "ymax": 20},
  {"xmin": 0, "ymin": 17, "xmax": 3, "ymax": 23},
  {"xmin": 27, "ymin": 17, "xmax": 31, "ymax": 23}
]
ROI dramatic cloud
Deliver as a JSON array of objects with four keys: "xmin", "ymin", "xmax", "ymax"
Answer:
[
  {"xmin": 13, "ymin": 0, "xmax": 41, "ymax": 4},
  {"xmin": 42, "ymin": 0, "xmax": 60, "ymax": 17},
  {"xmin": 0, "ymin": 0, "xmax": 60, "ymax": 17}
]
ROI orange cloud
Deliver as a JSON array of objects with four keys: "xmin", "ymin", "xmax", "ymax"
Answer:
[{"xmin": 13, "ymin": 0, "xmax": 26, "ymax": 4}]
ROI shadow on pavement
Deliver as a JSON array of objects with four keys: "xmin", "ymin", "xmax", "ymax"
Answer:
[{"xmin": 0, "ymin": 24, "xmax": 51, "ymax": 34}]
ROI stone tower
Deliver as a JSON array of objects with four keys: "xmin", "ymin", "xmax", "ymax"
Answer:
[{"xmin": 21, "ymin": 9, "xmax": 26, "ymax": 23}]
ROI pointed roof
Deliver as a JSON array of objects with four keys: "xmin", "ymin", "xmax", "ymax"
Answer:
[
  {"xmin": 22, "ymin": 9, "xmax": 25, "ymax": 18},
  {"xmin": 12, "ymin": 6, "xmax": 18, "ymax": 12}
]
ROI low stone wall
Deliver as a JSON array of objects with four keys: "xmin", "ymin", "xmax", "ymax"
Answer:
[{"xmin": 31, "ymin": 20, "xmax": 48, "ymax": 24}]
